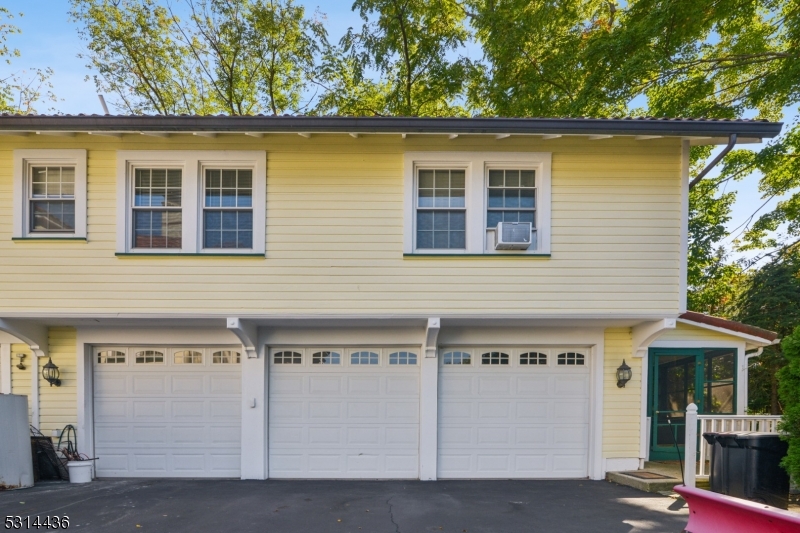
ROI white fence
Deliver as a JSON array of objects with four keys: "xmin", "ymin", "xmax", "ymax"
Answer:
[{"xmin": 684, "ymin": 406, "xmax": 782, "ymax": 484}]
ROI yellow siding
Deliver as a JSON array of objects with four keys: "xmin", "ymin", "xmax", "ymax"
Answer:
[
  {"xmin": 657, "ymin": 321, "xmax": 741, "ymax": 342},
  {"xmin": 0, "ymin": 135, "xmax": 681, "ymax": 315},
  {"xmin": 603, "ymin": 327, "xmax": 641, "ymax": 458},
  {"xmin": 10, "ymin": 343, "xmax": 32, "ymax": 421},
  {"xmin": 39, "ymin": 327, "xmax": 77, "ymax": 437}
]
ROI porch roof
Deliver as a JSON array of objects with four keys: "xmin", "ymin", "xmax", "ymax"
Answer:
[{"xmin": 678, "ymin": 311, "xmax": 778, "ymax": 344}]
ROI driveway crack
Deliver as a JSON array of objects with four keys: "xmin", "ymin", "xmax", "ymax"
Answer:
[{"xmin": 386, "ymin": 496, "xmax": 400, "ymax": 533}]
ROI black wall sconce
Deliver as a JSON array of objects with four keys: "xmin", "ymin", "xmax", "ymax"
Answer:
[
  {"xmin": 616, "ymin": 360, "xmax": 632, "ymax": 388},
  {"xmin": 42, "ymin": 357, "xmax": 61, "ymax": 387},
  {"xmin": 15, "ymin": 353, "xmax": 25, "ymax": 370}
]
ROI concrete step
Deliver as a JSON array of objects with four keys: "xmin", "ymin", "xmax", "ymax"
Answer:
[{"xmin": 607, "ymin": 470, "xmax": 683, "ymax": 493}]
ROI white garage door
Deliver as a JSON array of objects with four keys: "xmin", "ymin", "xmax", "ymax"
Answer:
[
  {"xmin": 269, "ymin": 347, "xmax": 420, "ymax": 479},
  {"xmin": 438, "ymin": 347, "xmax": 590, "ymax": 479},
  {"xmin": 93, "ymin": 346, "xmax": 242, "ymax": 478}
]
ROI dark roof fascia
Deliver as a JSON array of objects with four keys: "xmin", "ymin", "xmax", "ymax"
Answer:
[
  {"xmin": 679, "ymin": 311, "xmax": 779, "ymax": 342},
  {"xmin": 0, "ymin": 115, "xmax": 784, "ymax": 138}
]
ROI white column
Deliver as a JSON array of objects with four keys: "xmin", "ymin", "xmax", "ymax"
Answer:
[
  {"xmin": 240, "ymin": 342, "xmax": 267, "ymax": 480},
  {"xmin": 31, "ymin": 354, "xmax": 39, "ymax": 429},
  {"xmin": 419, "ymin": 318, "xmax": 440, "ymax": 480},
  {"xmin": 0, "ymin": 344, "xmax": 11, "ymax": 393},
  {"xmin": 419, "ymin": 355, "xmax": 438, "ymax": 480},
  {"xmin": 685, "ymin": 403, "xmax": 698, "ymax": 488},
  {"xmin": 75, "ymin": 333, "xmax": 95, "ymax": 467}
]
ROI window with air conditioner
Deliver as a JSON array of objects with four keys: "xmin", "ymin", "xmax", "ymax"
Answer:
[{"xmin": 404, "ymin": 152, "xmax": 550, "ymax": 256}]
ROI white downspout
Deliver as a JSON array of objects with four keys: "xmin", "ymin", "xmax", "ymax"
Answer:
[{"xmin": 743, "ymin": 347, "xmax": 765, "ymax": 414}]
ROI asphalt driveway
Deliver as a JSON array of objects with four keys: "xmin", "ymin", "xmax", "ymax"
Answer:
[{"xmin": 0, "ymin": 479, "xmax": 689, "ymax": 533}]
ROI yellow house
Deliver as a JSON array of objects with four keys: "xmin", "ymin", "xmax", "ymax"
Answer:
[{"xmin": 0, "ymin": 115, "xmax": 781, "ymax": 480}]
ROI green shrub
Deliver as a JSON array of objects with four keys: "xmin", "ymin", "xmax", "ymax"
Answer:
[{"xmin": 778, "ymin": 326, "xmax": 800, "ymax": 478}]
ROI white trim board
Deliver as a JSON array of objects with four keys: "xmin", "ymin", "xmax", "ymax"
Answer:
[
  {"xmin": 676, "ymin": 318, "xmax": 775, "ymax": 347},
  {"xmin": 115, "ymin": 150, "xmax": 266, "ymax": 255},
  {"xmin": 403, "ymin": 151, "xmax": 552, "ymax": 255},
  {"xmin": 13, "ymin": 149, "xmax": 87, "ymax": 239}
]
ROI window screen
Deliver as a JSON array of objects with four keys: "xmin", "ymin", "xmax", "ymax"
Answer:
[
  {"xmin": 30, "ymin": 166, "xmax": 76, "ymax": 232},
  {"xmin": 416, "ymin": 169, "xmax": 466, "ymax": 249},
  {"xmin": 487, "ymin": 169, "xmax": 535, "ymax": 229},
  {"xmin": 132, "ymin": 168, "xmax": 182, "ymax": 248},
  {"xmin": 203, "ymin": 168, "xmax": 253, "ymax": 249}
]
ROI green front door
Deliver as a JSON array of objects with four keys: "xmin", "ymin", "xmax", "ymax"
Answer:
[{"xmin": 648, "ymin": 348, "xmax": 737, "ymax": 461}]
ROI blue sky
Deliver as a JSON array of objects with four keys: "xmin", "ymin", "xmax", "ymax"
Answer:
[{"xmin": 2, "ymin": 0, "xmax": 793, "ymax": 263}]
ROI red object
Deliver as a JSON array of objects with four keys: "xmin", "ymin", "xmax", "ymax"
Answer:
[{"xmin": 674, "ymin": 485, "xmax": 800, "ymax": 533}]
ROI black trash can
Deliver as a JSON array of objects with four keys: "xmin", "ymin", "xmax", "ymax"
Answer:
[
  {"xmin": 705, "ymin": 431, "xmax": 790, "ymax": 510},
  {"xmin": 702, "ymin": 432, "xmax": 724, "ymax": 493},
  {"xmin": 733, "ymin": 433, "xmax": 790, "ymax": 509}
]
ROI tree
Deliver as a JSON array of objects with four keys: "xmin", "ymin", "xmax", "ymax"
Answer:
[
  {"xmin": 0, "ymin": 8, "xmax": 57, "ymax": 114},
  {"xmin": 736, "ymin": 246, "xmax": 800, "ymax": 414},
  {"xmin": 315, "ymin": 0, "xmax": 473, "ymax": 116},
  {"xmin": 70, "ymin": 0, "xmax": 325, "ymax": 115},
  {"xmin": 466, "ymin": 0, "xmax": 800, "ymax": 312},
  {"xmin": 777, "ymin": 325, "xmax": 800, "ymax": 478}
]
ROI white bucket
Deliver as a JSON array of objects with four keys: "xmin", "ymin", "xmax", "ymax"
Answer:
[{"xmin": 66, "ymin": 461, "xmax": 93, "ymax": 484}]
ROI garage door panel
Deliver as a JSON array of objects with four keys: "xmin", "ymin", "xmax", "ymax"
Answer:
[
  {"xmin": 95, "ymin": 375, "xmax": 128, "ymax": 395},
  {"xmin": 554, "ymin": 400, "xmax": 589, "ymax": 419},
  {"xmin": 385, "ymin": 401, "xmax": 418, "ymax": 420},
  {"xmin": 440, "ymin": 376, "xmax": 472, "ymax": 394},
  {"xmin": 133, "ymin": 376, "xmax": 167, "ymax": 394},
  {"xmin": 309, "ymin": 376, "xmax": 342, "ymax": 394},
  {"xmin": 171, "ymin": 375, "xmax": 205, "ymax": 394},
  {"xmin": 386, "ymin": 376, "xmax": 419, "ymax": 395},
  {"xmin": 347, "ymin": 376, "xmax": 380, "ymax": 394},
  {"xmin": 95, "ymin": 400, "xmax": 127, "ymax": 420},
  {"xmin": 478, "ymin": 377, "xmax": 512, "ymax": 394},
  {"xmin": 273, "ymin": 375, "xmax": 304, "ymax": 394},
  {"xmin": 553, "ymin": 376, "xmax": 590, "ymax": 396},
  {"xmin": 310, "ymin": 401, "xmax": 341, "ymax": 419},
  {"xmin": 438, "ymin": 347, "xmax": 590, "ymax": 479},
  {"xmin": 346, "ymin": 401, "xmax": 380, "ymax": 419},
  {"xmin": 515, "ymin": 401, "xmax": 548, "ymax": 419},
  {"xmin": 440, "ymin": 400, "xmax": 472, "ymax": 419},
  {"xmin": 94, "ymin": 346, "xmax": 242, "ymax": 478},
  {"xmin": 310, "ymin": 427, "xmax": 343, "ymax": 444},
  {"xmin": 516, "ymin": 376, "xmax": 549, "ymax": 395}
]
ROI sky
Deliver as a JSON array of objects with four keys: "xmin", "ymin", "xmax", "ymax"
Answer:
[{"xmin": 2, "ymin": 0, "xmax": 794, "ymax": 264}]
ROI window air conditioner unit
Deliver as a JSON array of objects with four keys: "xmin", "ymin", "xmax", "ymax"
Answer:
[{"xmin": 495, "ymin": 221, "xmax": 533, "ymax": 250}]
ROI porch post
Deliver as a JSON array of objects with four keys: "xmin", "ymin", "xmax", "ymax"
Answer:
[{"xmin": 685, "ymin": 403, "xmax": 697, "ymax": 488}]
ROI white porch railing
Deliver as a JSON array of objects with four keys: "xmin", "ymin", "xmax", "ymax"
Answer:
[{"xmin": 684, "ymin": 405, "xmax": 782, "ymax": 485}]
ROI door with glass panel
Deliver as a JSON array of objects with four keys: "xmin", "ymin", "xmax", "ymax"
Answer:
[{"xmin": 648, "ymin": 348, "xmax": 736, "ymax": 460}]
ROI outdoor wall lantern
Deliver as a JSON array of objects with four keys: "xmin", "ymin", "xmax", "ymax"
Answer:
[
  {"xmin": 42, "ymin": 357, "xmax": 61, "ymax": 387},
  {"xmin": 15, "ymin": 353, "xmax": 25, "ymax": 370},
  {"xmin": 616, "ymin": 360, "xmax": 632, "ymax": 388}
]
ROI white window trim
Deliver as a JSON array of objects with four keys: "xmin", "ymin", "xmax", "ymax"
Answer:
[
  {"xmin": 403, "ymin": 151, "xmax": 551, "ymax": 255},
  {"xmin": 13, "ymin": 149, "xmax": 87, "ymax": 239},
  {"xmin": 116, "ymin": 150, "xmax": 266, "ymax": 254}
]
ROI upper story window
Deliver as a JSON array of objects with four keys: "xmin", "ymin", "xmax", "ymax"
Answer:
[
  {"xmin": 204, "ymin": 169, "xmax": 253, "ymax": 249},
  {"xmin": 487, "ymin": 169, "xmax": 535, "ymax": 226},
  {"xmin": 13, "ymin": 150, "xmax": 87, "ymax": 240},
  {"xmin": 30, "ymin": 166, "xmax": 75, "ymax": 232},
  {"xmin": 116, "ymin": 151, "xmax": 266, "ymax": 255},
  {"xmin": 404, "ymin": 152, "xmax": 551, "ymax": 255},
  {"xmin": 416, "ymin": 168, "xmax": 466, "ymax": 249},
  {"xmin": 133, "ymin": 168, "xmax": 183, "ymax": 249}
]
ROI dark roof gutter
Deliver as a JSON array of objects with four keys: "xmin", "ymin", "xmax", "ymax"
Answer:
[{"xmin": 0, "ymin": 115, "xmax": 784, "ymax": 138}]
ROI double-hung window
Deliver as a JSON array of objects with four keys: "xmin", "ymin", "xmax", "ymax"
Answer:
[
  {"xmin": 13, "ymin": 149, "xmax": 87, "ymax": 240},
  {"xmin": 415, "ymin": 168, "xmax": 466, "ymax": 249},
  {"xmin": 132, "ymin": 168, "xmax": 183, "ymax": 249},
  {"xmin": 203, "ymin": 168, "xmax": 253, "ymax": 249},
  {"xmin": 404, "ymin": 152, "xmax": 551, "ymax": 255},
  {"xmin": 116, "ymin": 151, "xmax": 266, "ymax": 254}
]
